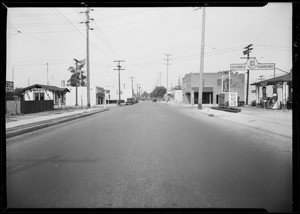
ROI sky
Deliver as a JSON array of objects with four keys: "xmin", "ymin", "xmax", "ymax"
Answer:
[{"xmin": 6, "ymin": 3, "xmax": 292, "ymax": 93}]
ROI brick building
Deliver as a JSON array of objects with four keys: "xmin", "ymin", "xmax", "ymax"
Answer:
[{"xmin": 182, "ymin": 72, "xmax": 245, "ymax": 105}]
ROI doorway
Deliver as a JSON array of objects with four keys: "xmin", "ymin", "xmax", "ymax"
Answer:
[{"xmin": 203, "ymin": 92, "xmax": 213, "ymax": 104}]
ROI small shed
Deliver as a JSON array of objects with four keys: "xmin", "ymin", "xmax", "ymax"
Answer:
[{"xmin": 22, "ymin": 84, "xmax": 70, "ymax": 109}]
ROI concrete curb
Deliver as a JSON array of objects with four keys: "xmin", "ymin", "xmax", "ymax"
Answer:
[{"xmin": 6, "ymin": 108, "xmax": 109, "ymax": 138}]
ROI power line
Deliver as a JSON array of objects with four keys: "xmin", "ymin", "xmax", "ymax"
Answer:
[{"xmin": 21, "ymin": 31, "xmax": 82, "ymax": 55}]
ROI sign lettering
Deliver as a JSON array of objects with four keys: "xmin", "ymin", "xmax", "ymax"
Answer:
[
  {"xmin": 230, "ymin": 59, "xmax": 275, "ymax": 70},
  {"xmin": 191, "ymin": 87, "xmax": 213, "ymax": 92}
]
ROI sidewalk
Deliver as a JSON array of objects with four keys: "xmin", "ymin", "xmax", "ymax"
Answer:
[
  {"xmin": 6, "ymin": 104, "xmax": 117, "ymax": 138},
  {"xmin": 165, "ymin": 101, "xmax": 292, "ymax": 139}
]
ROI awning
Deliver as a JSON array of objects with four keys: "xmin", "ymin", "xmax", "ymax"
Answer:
[{"xmin": 251, "ymin": 72, "xmax": 292, "ymax": 86}]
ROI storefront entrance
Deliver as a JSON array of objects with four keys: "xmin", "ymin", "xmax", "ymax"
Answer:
[
  {"xmin": 203, "ymin": 92, "xmax": 213, "ymax": 104},
  {"xmin": 97, "ymin": 96, "xmax": 104, "ymax": 105}
]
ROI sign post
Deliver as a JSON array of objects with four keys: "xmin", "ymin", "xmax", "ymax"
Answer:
[{"xmin": 230, "ymin": 58, "xmax": 275, "ymax": 107}]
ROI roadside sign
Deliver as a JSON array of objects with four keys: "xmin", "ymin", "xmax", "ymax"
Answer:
[
  {"xmin": 230, "ymin": 58, "xmax": 275, "ymax": 70},
  {"xmin": 6, "ymin": 81, "xmax": 14, "ymax": 91},
  {"xmin": 222, "ymin": 76, "xmax": 229, "ymax": 93},
  {"xmin": 229, "ymin": 92, "xmax": 238, "ymax": 106}
]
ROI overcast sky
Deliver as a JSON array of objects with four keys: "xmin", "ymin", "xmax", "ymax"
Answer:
[{"xmin": 6, "ymin": 3, "xmax": 292, "ymax": 93}]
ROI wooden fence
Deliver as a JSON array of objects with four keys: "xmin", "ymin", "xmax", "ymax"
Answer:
[{"xmin": 20, "ymin": 100, "xmax": 54, "ymax": 114}]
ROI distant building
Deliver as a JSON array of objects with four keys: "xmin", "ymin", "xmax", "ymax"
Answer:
[
  {"xmin": 108, "ymin": 84, "xmax": 132, "ymax": 102},
  {"xmin": 182, "ymin": 72, "xmax": 245, "ymax": 105},
  {"xmin": 66, "ymin": 85, "xmax": 107, "ymax": 107},
  {"xmin": 171, "ymin": 88, "xmax": 183, "ymax": 103}
]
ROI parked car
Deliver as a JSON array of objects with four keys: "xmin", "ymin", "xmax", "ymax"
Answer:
[
  {"xmin": 152, "ymin": 98, "xmax": 157, "ymax": 102},
  {"xmin": 126, "ymin": 98, "xmax": 134, "ymax": 105}
]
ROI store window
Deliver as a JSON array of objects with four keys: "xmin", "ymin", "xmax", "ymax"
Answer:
[{"xmin": 33, "ymin": 92, "xmax": 45, "ymax": 100}]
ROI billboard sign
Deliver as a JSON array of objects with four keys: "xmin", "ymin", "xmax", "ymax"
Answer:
[
  {"xmin": 229, "ymin": 92, "xmax": 238, "ymax": 106},
  {"xmin": 6, "ymin": 81, "xmax": 14, "ymax": 91},
  {"xmin": 222, "ymin": 76, "xmax": 229, "ymax": 93},
  {"xmin": 230, "ymin": 59, "xmax": 275, "ymax": 70}
]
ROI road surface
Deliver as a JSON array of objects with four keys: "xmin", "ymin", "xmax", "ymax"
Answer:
[{"xmin": 6, "ymin": 101, "xmax": 292, "ymax": 211}]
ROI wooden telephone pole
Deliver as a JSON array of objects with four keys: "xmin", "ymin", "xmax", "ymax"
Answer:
[{"xmin": 114, "ymin": 60, "xmax": 125, "ymax": 104}]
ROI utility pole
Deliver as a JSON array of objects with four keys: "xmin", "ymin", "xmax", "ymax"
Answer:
[
  {"xmin": 113, "ymin": 60, "xmax": 125, "ymax": 105},
  {"xmin": 136, "ymin": 84, "xmax": 141, "ymax": 100},
  {"xmin": 158, "ymin": 72, "xmax": 162, "ymax": 86},
  {"xmin": 47, "ymin": 63, "xmax": 49, "ymax": 85},
  {"xmin": 198, "ymin": 7, "xmax": 206, "ymax": 110},
  {"xmin": 164, "ymin": 54, "xmax": 172, "ymax": 103},
  {"xmin": 129, "ymin": 77, "xmax": 135, "ymax": 98},
  {"xmin": 74, "ymin": 59, "xmax": 79, "ymax": 106},
  {"xmin": 12, "ymin": 67, "xmax": 14, "ymax": 88},
  {"xmin": 81, "ymin": 8, "xmax": 94, "ymax": 108},
  {"xmin": 259, "ymin": 75, "xmax": 264, "ymax": 83},
  {"xmin": 243, "ymin": 44, "xmax": 253, "ymax": 105}
]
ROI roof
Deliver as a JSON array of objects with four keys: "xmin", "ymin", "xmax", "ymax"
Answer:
[
  {"xmin": 251, "ymin": 72, "xmax": 292, "ymax": 86},
  {"xmin": 22, "ymin": 84, "xmax": 70, "ymax": 93}
]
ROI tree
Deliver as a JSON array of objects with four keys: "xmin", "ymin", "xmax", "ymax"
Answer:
[
  {"xmin": 67, "ymin": 59, "xmax": 86, "ymax": 87},
  {"xmin": 14, "ymin": 87, "xmax": 24, "ymax": 100},
  {"xmin": 141, "ymin": 91, "xmax": 150, "ymax": 100},
  {"xmin": 6, "ymin": 87, "xmax": 24, "ymax": 101},
  {"xmin": 151, "ymin": 86, "xmax": 166, "ymax": 99},
  {"xmin": 67, "ymin": 59, "xmax": 86, "ymax": 106}
]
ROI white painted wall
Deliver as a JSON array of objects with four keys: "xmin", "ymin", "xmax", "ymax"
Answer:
[
  {"xmin": 172, "ymin": 90, "xmax": 182, "ymax": 103},
  {"xmin": 24, "ymin": 88, "xmax": 54, "ymax": 101}
]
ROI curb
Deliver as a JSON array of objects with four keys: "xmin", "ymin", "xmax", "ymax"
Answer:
[{"xmin": 6, "ymin": 108, "xmax": 109, "ymax": 138}]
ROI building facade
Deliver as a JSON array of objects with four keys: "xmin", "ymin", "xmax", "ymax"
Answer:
[{"xmin": 182, "ymin": 72, "xmax": 245, "ymax": 105}]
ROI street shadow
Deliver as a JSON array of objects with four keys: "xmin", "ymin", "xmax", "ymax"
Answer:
[{"xmin": 6, "ymin": 155, "xmax": 99, "ymax": 175}]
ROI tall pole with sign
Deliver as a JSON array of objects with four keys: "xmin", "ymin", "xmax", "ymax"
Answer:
[{"xmin": 243, "ymin": 44, "xmax": 253, "ymax": 105}]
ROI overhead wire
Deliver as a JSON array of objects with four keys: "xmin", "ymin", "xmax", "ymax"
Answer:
[
  {"xmin": 75, "ymin": 8, "xmax": 120, "ymax": 59},
  {"xmin": 20, "ymin": 31, "xmax": 83, "ymax": 55}
]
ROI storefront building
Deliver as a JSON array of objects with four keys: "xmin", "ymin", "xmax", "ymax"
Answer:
[
  {"xmin": 182, "ymin": 72, "xmax": 245, "ymax": 105},
  {"xmin": 250, "ymin": 71, "xmax": 292, "ymax": 109}
]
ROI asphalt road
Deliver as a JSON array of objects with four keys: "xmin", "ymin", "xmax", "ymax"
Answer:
[{"xmin": 6, "ymin": 101, "xmax": 292, "ymax": 211}]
